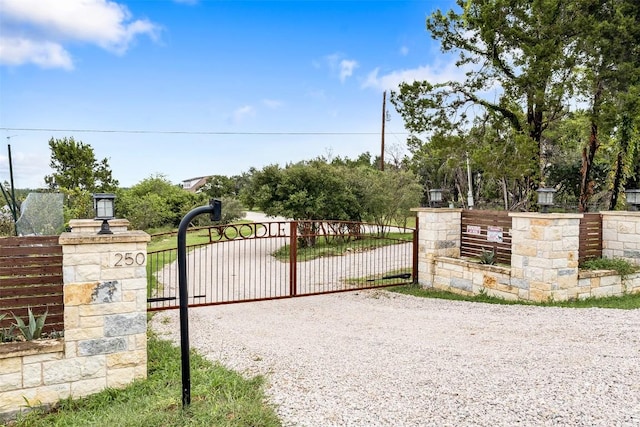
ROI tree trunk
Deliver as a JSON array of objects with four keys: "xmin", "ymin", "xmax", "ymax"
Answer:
[{"xmin": 578, "ymin": 80, "xmax": 604, "ymax": 213}]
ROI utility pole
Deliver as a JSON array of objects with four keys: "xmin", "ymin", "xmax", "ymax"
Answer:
[
  {"xmin": 466, "ymin": 152, "xmax": 475, "ymax": 209},
  {"xmin": 2, "ymin": 136, "xmax": 19, "ymax": 235},
  {"xmin": 380, "ymin": 91, "xmax": 386, "ymax": 171}
]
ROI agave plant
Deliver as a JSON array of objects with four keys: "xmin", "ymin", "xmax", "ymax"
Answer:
[
  {"xmin": 12, "ymin": 308, "xmax": 48, "ymax": 341},
  {"xmin": 478, "ymin": 249, "xmax": 496, "ymax": 265},
  {"xmin": 0, "ymin": 313, "xmax": 17, "ymax": 342}
]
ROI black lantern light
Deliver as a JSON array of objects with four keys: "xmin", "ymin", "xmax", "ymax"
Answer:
[
  {"xmin": 93, "ymin": 193, "xmax": 115, "ymax": 234},
  {"xmin": 536, "ymin": 185, "xmax": 556, "ymax": 213},
  {"xmin": 625, "ymin": 189, "xmax": 640, "ymax": 211},
  {"xmin": 429, "ymin": 188, "xmax": 443, "ymax": 208}
]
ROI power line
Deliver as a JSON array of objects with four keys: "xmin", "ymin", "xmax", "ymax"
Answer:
[{"xmin": 1, "ymin": 127, "xmax": 410, "ymax": 136}]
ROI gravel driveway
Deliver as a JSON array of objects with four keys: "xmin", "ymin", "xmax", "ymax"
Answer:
[{"xmin": 151, "ymin": 290, "xmax": 640, "ymax": 426}]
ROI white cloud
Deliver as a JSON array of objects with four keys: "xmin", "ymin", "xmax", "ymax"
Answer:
[
  {"xmin": 320, "ymin": 53, "xmax": 358, "ymax": 82},
  {"xmin": 232, "ymin": 105, "xmax": 255, "ymax": 123},
  {"xmin": 361, "ymin": 60, "xmax": 468, "ymax": 92},
  {"xmin": 339, "ymin": 59, "xmax": 358, "ymax": 83},
  {"xmin": 399, "ymin": 46, "xmax": 409, "ymax": 56},
  {"xmin": 0, "ymin": 37, "xmax": 73, "ymax": 69},
  {"xmin": 262, "ymin": 99, "xmax": 283, "ymax": 109},
  {"xmin": 0, "ymin": 0, "xmax": 159, "ymax": 69}
]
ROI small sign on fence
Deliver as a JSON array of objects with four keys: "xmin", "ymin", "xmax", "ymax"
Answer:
[
  {"xmin": 487, "ymin": 226, "xmax": 503, "ymax": 243},
  {"xmin": 466, "ymin": 225, "xmax": 481, "ymax": 235}
]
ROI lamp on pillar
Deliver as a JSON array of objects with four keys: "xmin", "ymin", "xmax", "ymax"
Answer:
[
  {"xmin": 429, "ymin": 188, "xmax": 443, "ymax": 208},
  {"xmin": 536, "ymin": 185, "xmax": 556, "ymax": 213},
  {"xmin": 93, "ymin": 193, "xmax": 115, "ymax": 234},
  {"xmin": 625, "ymin": 189, "xmax": 640, "ymax": 211}
]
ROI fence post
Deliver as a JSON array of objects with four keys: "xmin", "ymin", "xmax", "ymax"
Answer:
[
  {"xmin": 410, "ymin": 207, "xmax": 462, "ymax": 288},
  {"xmin": 289, "ymin": 221, "xmax": 298, "ymax": 296},
  {"xmin": 509, "ymin": 212, "xmax": 582, "ymax": 301},
  {"xmin": 601, "ymin": 211, "xmax": 640, "ymax": 265}
]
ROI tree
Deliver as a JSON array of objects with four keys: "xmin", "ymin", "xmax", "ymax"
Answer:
[
  {"xmin": 44, "ymin": 137, "xmax": 119, "ymax": 222},
  {"xmin": 116, "ymin": 175, "xmax": 202, "ymax": 230},
  {"xmin": 44, "ymin": 137, "xmax": 118, "ymax": 192}
]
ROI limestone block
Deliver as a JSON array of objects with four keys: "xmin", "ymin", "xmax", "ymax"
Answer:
[
  {"xmin": 64, "ymin": 305, "xmax": 80, "ymax": 329},
  {"xmin": 104, "ymin": 313, "xmax": 146, "ymax": 337},
  {"xmin": 0, "ymin": 371, "xmax": 22, "ymax": 392},
  {"xmin": 591, "ymin": 286, "xmax": 618, "ymax": 298},
  {"xmin": 64, "ymin": 282, "xmax": 100, "ymax": 306},
  {"xmin": 529, "ymin": 288, "xmax": 550, "ymax": 302},
  {"xmin": 64, "ymin": 253, "xmax": 101, "ymax": 266},
  {"xmin": 78, "ymin": 337, "xmax": 128, "ymax": 357},
  {"xmin": 22, "ymin": 351, "xmax": 64, "ymax": 364},
  {"xmin": 0, "ymin": 383, "xmax": 70, "ymax": 414},
  {"xmin": 550, "ymin": 290, "xmax": 568, "ymax": 301},
  {"xmin": 107, "ymin": 366, "xmax": 136, "ymax": 389},
  {"xmin": 22, "ymin": 363, "xmax": 42, "ymax": 388},
  {"xmin": 600, "ymin": 274, "xmax": 622, "ymax": 287},
  {"xmin": 75, "ymin": 264, "xmax": 101, "ymax": 281},
  {"xmin": 80, "ymin": 315, "xmax": 104, "ymax": 329},
  {"xmin": 513, "ymin": 244, "xmax": 537, "ymax": 257},
  {"xmin": 120, "ymin": 277, "xmax": 147, "ymax": 291},
  {"xmin": 78, "ymin": 301, "xmax": 136, "ymax": 317},
  {"xmin": 43, "ymin": 355, "xmax": 105, "ymax": 384},
  {"xmin": 107, "ymin": 349, "xmax": 146, "ymax": 369},
  {"xmin": 24, "ymin": 383, "xmax": 71, "ymax": 409},
  {"xmin": 100, "ymin": 267, "xmax": 136, "ymax": 280},
  {"xmin": 65, "ymin": 341, "xmax": 77, "ymax": 357},
  {"xmin": 71, "ymin": 377, "xmax": 107, "ymax": 397},
  {"xmin": 0, "ymin": 357, "xmax": 21, "ymax": 374},
  {"xmin": 64, "ymin": 327, "xmax": 104, "ymax": 341}
]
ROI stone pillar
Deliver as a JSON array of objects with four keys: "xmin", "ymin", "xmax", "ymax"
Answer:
[
  {"xmin": 509, "ymin": 213, "xmax": 581, "ymax": 301},
  {"xmin": 59, "ymin": 221, "xmax": 150, "ymax": 396},
  {"xmin": 601, "ymin": 211, "xmax": 640, "ymax": 266},
  {"xmin": 411, "ymin": 208, "xmax": 462, "ymax": 287}
]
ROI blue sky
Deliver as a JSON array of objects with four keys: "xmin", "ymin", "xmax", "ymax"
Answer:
[{"xmin": 0, "ymin": 0, "xmax": 461, "ymax": 189}]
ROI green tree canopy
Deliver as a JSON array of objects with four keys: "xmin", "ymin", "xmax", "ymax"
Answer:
[{"xmin": 44, "ymin": 137, "xmax": 118, "ymax": 192}]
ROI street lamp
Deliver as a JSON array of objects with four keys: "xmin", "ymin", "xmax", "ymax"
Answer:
[
  {"xmin": 93, "ymin": 193, "xmax": 115, "ymax": 234},
  {"xmin": 625, "ymin": 189, "xmax": 640, "ymax": 211},
  {"xmin": 536, "ymin": 186, "xmax": 556, "ymax": 213},
  {"xmin": 429, "ymin": 188, "xmax": 443, "ymax": 208}
]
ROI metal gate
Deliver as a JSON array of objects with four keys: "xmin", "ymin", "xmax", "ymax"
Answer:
[{"xmin": 147, "ymin": 220, "xmax": 417, "ymax": 311}]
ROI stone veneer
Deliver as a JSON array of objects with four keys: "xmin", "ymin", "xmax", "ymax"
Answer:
[
  {"xmin": 413, "ymin": 208, "xmax": 640, "ymax": 302},
  {"xmin": 601, "ymin": 211, "xmax": 640, "ymax": 265},
  {"xmin": 0, "ymin": 219, "xmax": 150, "ymax": 419}
]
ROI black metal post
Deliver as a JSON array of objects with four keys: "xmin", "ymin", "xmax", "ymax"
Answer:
[{"xmin": 177, "ymin": 199, "xmax": 221, "ymax": 408}]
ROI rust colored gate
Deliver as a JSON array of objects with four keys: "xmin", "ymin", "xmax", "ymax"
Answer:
[{"xmin": 147, "ymin": 220, "xmax": 417, "ymax": 311}]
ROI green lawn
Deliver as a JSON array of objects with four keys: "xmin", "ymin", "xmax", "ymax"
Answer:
[
  {"xmin": 389, "ymin": 285, "xmax": 640, "ymax": 309},
  {"xmin": 9, "ymin": 333, "xmax": 281, "ymax": 427},
  {"xmin": 273, "ymin": 232, "xmax": 413, "ymax": 262}
]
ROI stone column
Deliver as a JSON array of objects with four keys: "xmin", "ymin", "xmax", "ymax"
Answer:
[
  {"xmin": 411, "ymin": 208, "xmax": 462, "ymax": 287},
  {"xmin": 509, "ymin": 213, "xmax": 581, "ymax": 301},
  {"xmin": 59, "ymin": 221, "xmax": 150, "ymax": 396},
  {"xmin": 601, "ymin": 211, "xmax": 640, "ymax": 266}
]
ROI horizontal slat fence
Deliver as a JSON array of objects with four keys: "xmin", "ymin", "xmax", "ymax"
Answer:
[
  {"xmin": 579, "ymin": 213, "xmax": 602, "ymax": 263},
  {"xmin": 0, "ymin": 236, "xmax": 63, "ymax": 334},
  {"xmin": 460, "ymin": 210, "xmax": 512, "ymax": 265}
]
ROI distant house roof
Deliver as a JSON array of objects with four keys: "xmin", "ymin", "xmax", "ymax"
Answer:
[{"xmin": 181, "ymin": 176, "xmax": 210, "ymax": 193}]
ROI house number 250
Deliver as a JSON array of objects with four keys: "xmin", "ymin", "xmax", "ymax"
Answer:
[{"xmin": 113, "ymin": 252, "xmax": 146, "ymax": 267}]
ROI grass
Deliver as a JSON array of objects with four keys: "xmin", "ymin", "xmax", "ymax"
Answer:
[
  {"xmin": 9, "ymin": 332, "xmax": 281, "ymax": 427},
  {"xmin": 389, "ymin": 284, "xmax": 640, "ymax": 309},
  {"xmin": 272, "ymin": 232, "xmax": 413, "ymax": 262},
  {"xmin": 580, "ymin": 257, "xmax": 639, "ymax": 277}
]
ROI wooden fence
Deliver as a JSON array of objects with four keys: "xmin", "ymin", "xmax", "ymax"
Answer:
[
  {"xmin": 0, "ymin": 236, "xmax": 64, "ymax": 334},
  {"xmin": 579, "ymin": 213, "xmax": 602, "ymax": 263},
  {"xmin": 460, "ymin": 210, "xmax": 513, "ymax": 265}
]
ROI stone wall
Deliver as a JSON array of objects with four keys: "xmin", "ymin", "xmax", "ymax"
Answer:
[
  {"xmin": 0, "ymin": 220, "xmax": 150, "ymax": 419},
  {"xmin": 413, "ymin": 208, "xmax": 640, "ymax": 302}
]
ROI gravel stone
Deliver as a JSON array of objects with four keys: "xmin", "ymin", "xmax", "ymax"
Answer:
[{"xmin": 151, "ymin": 290, "xmax": 640, "ymax": 426}]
